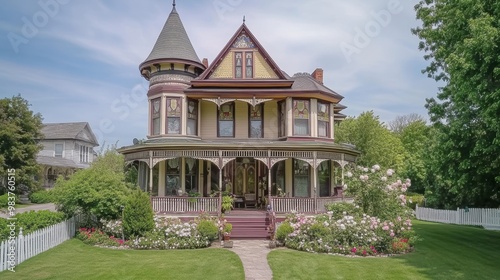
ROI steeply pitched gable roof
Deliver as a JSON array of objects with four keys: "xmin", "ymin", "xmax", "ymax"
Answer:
[
  {"xmin": 41, "ymin": 122, "xmax": 99, "ymax": 146},
  {"xmin": 140, "ymin": 4, "xmax": 202, "ymax": 68},
  {"xmin": 197, "ymin": 23, "xmax": 287, "ymax": 80}
]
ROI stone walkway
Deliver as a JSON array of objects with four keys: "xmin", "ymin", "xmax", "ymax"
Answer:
[
  {"xmin": 0, "ymin": 203, "xmax": 56, "ymax": 218},
  {"xmin": 229, "ymin": 240, "xmax": 273, "ymax": 280}
]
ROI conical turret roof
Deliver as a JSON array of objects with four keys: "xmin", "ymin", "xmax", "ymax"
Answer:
[{"xmin": 141, "ymin": 4, "xmax": 202, "ymax": 68}]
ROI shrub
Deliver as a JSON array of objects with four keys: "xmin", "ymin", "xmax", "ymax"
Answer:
[
  {"xmin": 282, "ymin": 211, "xmax": 416, "ymax": 256},
  {"xmin": 0, "ymin": 194, "xmax": 8, "ymax": 208},
  {"xmin": 0, "ymin": 210, "xmax": 66, "ymax": 241},
  {"xmin": 197, "ymin": 220, "xmax": 218, "ymax": 241},
  {"xmin": 77, "ymin": 228, "xmax": 124, "ymax": 247},
  {"xmin": 53, "ymin": 151, "xmax": 131, "ymax": 220},
  {"xmin": 325, "ymin": 202, "xmax": 363, "ymax": 220},
  {"xmin": 122, "ymin": 189, "xmax": 155, "ymax": 238},
  {"xmin": 344, "ymin": 164, "xmax": 413, "ymax": 221},
  {"xmin": 276, "ymin": 222, "xmax": 293, "ymax": 242},
  {"xmin": 406, "ymin": 193, "xmax": 425, "ymax": 210},
  {"xmin": 29, "ymin": 189, "xmax": 56, "ymax": 204}
]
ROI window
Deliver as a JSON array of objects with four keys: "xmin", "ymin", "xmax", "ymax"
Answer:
[
  {"xmin": 166, "ymin": 98, "xmax": 181, "ymax": 134},
  {"xmin": 317, "ymin": 161, "xmax": 331, "ymax": 197},
  {"xmin": 271, "ymin": 160, "xmax": 285, "ymax": 196},
  {"xmin": 187, "ymin": 99, "xmax": 198, "ymax": 136},
  {"xmin": 80, "ymin": 145, "xmax": 90, "ymax": 163},
  {"xmin": 234, "ymin": 51, "xmax": 253, "ymax": 78},
  {"xmin": 235, "ymin": 52, "xmax": 243, "ymax": 78},
  {"xmin": 293, "ymin": 100, "xmax": 310, "ymax": 136},
  {"xmin": 278, "ymin": 101, "xmax": 286, "ymax": 137},
  {"xmin": 245, "ymin": 52, "xmax": 253, "ymax": 78},
  {"xmin": 151, "ymin": 98, "xmax": 161, "ymax": 135},
  {"xmin": 318, "ymin": 102, "xmax": 330, "ymax": 137},
  {"xmin": 249, "ymin": 104, "xmax": 263, "ymax": 138},
  {"xmin": 166, "ymin": 158, "xmax": 180, "ymax": 196},
  {"xmin": 185, "ymin": 158, "xmax": 198, "ymax": 193},
  {"xmin": 218, "ymin": 102, "xmax": 234, "ymax": 137},
  {"xmin": 54, "ymin": 144, "xmax": 63, "ymax": 158},
  {"xmin": 293, "ymin": 159, "xmax": 310, "ymax": 197}
]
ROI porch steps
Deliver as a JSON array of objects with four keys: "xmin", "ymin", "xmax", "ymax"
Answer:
[{"xmin": 226, "ymin": 216, "xmax": 269, "ymax": 239}]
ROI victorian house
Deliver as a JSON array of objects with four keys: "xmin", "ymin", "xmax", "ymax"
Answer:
[
  {"xmin": 118, "ymin": 3, "xmax": 358, "ymax": 215},
  {"xmin": 37, "ymin": 122, "xmax": 98, "ymax": 188}
]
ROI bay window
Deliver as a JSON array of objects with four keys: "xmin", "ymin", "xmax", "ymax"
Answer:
[{"xmin": 293, "ymin": 99, "xmax": 310, "ymax": 136}]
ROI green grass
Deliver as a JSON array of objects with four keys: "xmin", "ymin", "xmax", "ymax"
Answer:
[
  {"xmin": 0, "ymin": 239, "xmax": 244, "ymax": 280},
  {"xmin": 268, "ymin": 220, "xmax": 500, "ymax": 280}
]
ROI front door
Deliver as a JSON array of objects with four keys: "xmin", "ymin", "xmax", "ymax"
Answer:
[{"xmin": 234, "ymin": 158, "xmax": 256, "ymax": 198}]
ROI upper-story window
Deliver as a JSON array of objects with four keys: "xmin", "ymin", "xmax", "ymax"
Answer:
[
  {"xmin": 54, "ymin": 143, "xmax": 63, "ymax": 158},
  {"xmin": 166, "ymin": 98, "xmax": 181, "ymax": 134},
  {"xmin": 249, "ymin": 104, "xmax": 263, "ymax": 138},
  {"xmin": 318, "ymin": 102, "xmax": 330, "ymax": 138},
  {"xmin": 151, "ymin": 98, "xmax": 161, "ymax": 135},
  {"xmin": 80, "ymin": 145, "xmax": 90, "ymax": 163},
  {"xmin": 235, "ymin": 52, "xmax": 253, "ymax": 78},
  {"xmin": 278, "ymin": 101, "xmax": 286, "ymax": 137},
  {"xmin": 218, "ymin": 102, "xmax": 235, "ymax": 137},
  {"xmin": 187, "ymin": 99, "xmax": 198, "ymax": 136},
  {"xmin": 293, "ymin": 99, "xmax": 310, "ymax": 136}
]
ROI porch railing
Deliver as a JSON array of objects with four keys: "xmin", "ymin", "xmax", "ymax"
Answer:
[
  {"xmin": 151, "ymin": 197, "xmax": 220, "ymax": 214},
  {"xmin": 271, "ymin": 197, "xmax": 347, "ymax": 213}
]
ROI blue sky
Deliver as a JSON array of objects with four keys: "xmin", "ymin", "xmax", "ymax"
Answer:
[{"xmin": 0, "ymin": 0, "xmax": 440, "ymax": 147}]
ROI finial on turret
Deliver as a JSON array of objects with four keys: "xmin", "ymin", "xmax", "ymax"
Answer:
[
  {"xmin": 173, "ymin": 0, "xmax": 176, "ymax": 7},
  {"xmin": 243, "ymin": 15, "xmax": 246, "ymax": 23}
]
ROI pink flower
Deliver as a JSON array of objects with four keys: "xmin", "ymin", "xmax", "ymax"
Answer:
[{"xmin": 390, "ymin": 231, "xmax": 395, "ymax": 237}]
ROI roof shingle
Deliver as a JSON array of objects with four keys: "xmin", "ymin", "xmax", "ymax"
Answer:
[{"xmin": 142, "ymin": 6, "xmax": 201, "ymax": 66}]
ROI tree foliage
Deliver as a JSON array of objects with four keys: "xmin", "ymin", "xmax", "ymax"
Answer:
[
  {"xmin": 396, "ymin": 118, "xmax": 432, "ymax": 194},
  {"xmin": 413, "ymin": 0, "xmax": 500, "ymax": 207},
  {"xmin": 0, "ymin": 95, "xmax": 43, "ymax": 191},
  {"xmin": 335, "ymin": 111, "xmax": 406, "ymax": 171},
  {"xmin": 388, "ymin": 113, "xmax": 426, "ymax": 134},
  {"xmin": 53, "ymin": 151, "xmax": 131, "ymax": 220}
]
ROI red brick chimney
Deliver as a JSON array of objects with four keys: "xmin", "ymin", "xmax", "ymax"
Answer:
[
  {"xmin": 311, "ymin": 68, "xmax": 323, "ymax": 84},
  {"xmin": 202, "ymin": 58, "xmax": 209, "ymax": 68}
]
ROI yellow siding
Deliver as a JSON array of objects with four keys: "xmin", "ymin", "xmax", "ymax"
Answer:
[
  {"xmin": 254, "ymin": 52, "xmax": 278, "ymax": 79},
  {"xmin": 200, "ymin": 101, "xmax": 217, "ymax": 139},
  {"xmin": 264, "ymin": 101, "xmax": 278, "ymax": 139},
  {"xmin": 235, "ymin": 101, "xmax": 248, "ymax": 138},
  {"xmin": 211, "ymin": 53, "xmax": 234, "ymax": 78}
]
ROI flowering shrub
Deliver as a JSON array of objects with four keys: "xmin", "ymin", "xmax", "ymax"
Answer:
[
  {"xmin": 77, "ymin": 228, "xmax": 125, "ymax": 247},
  {"xmin": 100, "ymin": 219, "xmax": 123, "ymax": 237},
  {"xmin": 278, "ymin": 211, "xmax": 417, "ymax": 256},
  {"xmin": 128, "ymin": 217, "xmax": 212, "ymax": 250},
  {"xmin": 344, "ymin": 165, "xmax": 413, "ymax": 221}
]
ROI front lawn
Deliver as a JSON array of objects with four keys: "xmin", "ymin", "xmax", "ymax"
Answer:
[
  {"xmin": 0, "ymin": 239, "xmax": 244, "ymax": 280},
  {"xmin": 268, "ymin": 220, "xmax": 500, "ymax": 280}
]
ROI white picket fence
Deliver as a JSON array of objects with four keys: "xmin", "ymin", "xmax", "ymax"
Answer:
[
  {"xmin": 0, "ymin": 216, "xmax": 78, "ymax": 272},
  {"xmin": 416, "ymin": 205, "xmax": 500, "ymax": 229}
]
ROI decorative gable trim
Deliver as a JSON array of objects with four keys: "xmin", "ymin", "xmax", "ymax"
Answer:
[{"xmin": 198, "ymin": 23, "xmax": 287, "ymax": 80}]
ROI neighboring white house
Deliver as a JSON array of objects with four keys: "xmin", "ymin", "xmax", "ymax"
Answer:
[{"xmin": 37, "ymin": 122, "xmax": 99, "ymax": 187}]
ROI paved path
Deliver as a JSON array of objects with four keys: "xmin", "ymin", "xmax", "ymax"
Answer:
[
  {"xmin": 229, "ymin": 240, "xmax": 273, "ymax": 280},
  {"xmin": 0, "ymin": 203, "xmax": 56, "ymax": 218}
]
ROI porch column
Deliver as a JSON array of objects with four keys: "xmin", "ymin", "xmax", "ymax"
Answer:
[
  {"xmin": 149, "ymin": 151, "xmax": 153, "ymax": 195},
  {"xmin": 158, "ymin": 161, "xmax": 165, "ymax": 196},
  {"xmin": 313, "ymin": 154, "xmax": 318, "ymax": 214},
  {"xmin": 218, "ymin": 152, "xmax": 223, "ymax": 218},
  {"xmin": 267, "ymin": 152, "xmax": 272, "ymax": 210}
]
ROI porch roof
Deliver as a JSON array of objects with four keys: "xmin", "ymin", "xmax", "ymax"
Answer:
[
  {"xmin": 37, "ymin": 156, "xmax": 85, "ymax": 169},
  {"xmin": 119, "ymin": 138, "xmax": 358, "ymax": 154}
]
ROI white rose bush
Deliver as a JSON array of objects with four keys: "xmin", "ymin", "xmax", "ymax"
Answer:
[{"xmin": 276, "ymin": 165, "xmax": 418, "ymax": 256}]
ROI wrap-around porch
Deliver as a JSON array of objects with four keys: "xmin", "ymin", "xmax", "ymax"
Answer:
[{"xmin": 125, "ymin": 147, "xmax": 357, "ymax": 214}]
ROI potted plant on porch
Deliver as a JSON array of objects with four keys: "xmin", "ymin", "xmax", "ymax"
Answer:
[{"xmin": 223, "ymin": 222, "xmax": 232, "ymax": 241}]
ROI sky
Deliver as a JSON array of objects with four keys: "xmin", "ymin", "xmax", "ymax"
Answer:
[{"xmin": 0, "ymin": 0, "xmax": 441, "ymax": 147}]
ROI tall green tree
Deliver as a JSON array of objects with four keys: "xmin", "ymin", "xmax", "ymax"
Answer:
[
  {"xmin": 335, "ymin": 111, "xmax": 406, "ymax": 171},
  {"xmin": 396, "ymin": 118, "xmax": 431, "ymax": 194},
  {"xmin": 413, "ymin": 0, "xmax": 500, "ymax": 207},
  {"xmin": 0, "ymin": 95, "xmax": 43, "ymax": 191}
]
